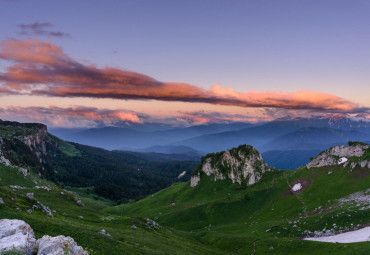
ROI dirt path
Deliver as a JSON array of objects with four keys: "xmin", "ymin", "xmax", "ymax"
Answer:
[{"xmin": 284, "ymin": 173, "xmax": 308, "ymax": 216}]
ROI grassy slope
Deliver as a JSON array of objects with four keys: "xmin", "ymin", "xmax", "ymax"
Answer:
[
  {"xmin": 107, "ymin": 166, "xmax": 370, "ymax": 254},
  {"xmin": 0, "ymin": 164, "xmax": 225, "ymax": 254}
]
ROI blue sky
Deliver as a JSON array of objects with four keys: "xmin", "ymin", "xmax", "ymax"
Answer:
[{"xmin": 0, "ymin": 0, "xmax": 369, "ymax": 127}]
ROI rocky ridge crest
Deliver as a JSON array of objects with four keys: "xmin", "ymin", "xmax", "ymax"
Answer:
[{"xmin": 306, "ymin": 142, "xmax": 370, "ymax": 169}]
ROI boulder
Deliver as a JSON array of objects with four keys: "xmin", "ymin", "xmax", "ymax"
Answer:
[
  {"xmin": 36, "ymin": 235, "xmax": 88, "ymax": 255},
  {"xmin": 0, "ymin": 198, "xmax": 4, "ymax": 204},
  {"xmin": 26, "ymin": 192, "xmax": 34, "ymax": 200},
  {"xmin": 19, "ymin": 167, "xmax": 29, "ymax": 177},
  {"xmin": 0, "ymin": 219, "xmax": 36, "ymax": 254}
]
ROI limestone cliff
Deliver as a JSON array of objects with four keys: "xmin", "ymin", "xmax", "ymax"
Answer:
[
  {"xmin": 190, "ymin": 145, "xmax": 271, "ymax": 187},
  {"xmin": 306, "ymin": 142, "xmax": 370, "ymax": 169}
]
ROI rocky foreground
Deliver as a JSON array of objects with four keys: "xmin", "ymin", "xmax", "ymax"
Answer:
[{"xmin": 0, "ymin": 219, "xmax": 88, "ymax": 255}]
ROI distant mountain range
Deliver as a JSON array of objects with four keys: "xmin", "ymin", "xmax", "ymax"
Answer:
[{"xmin": 49, "ymin": 117, "xmax": 370, "ymax": 169}]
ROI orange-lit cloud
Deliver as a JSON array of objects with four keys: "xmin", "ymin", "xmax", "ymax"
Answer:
[
  {"xmin": 0, "ymin": 39, "xmax": 362, "ymax": 112},
  {"xmin": 0, "ymin": 106, "xmax": 141, "ymax": 127},
  {"xmin": 177, "ymin": 110, "xmax": 272, "ymax": 124}
]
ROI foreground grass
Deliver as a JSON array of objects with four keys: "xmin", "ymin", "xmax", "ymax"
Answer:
[{"xmin": 1, "ymin": 163, "xmax": 370, "ymax": 254}]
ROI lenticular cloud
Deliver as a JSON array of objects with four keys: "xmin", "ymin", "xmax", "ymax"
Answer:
[{"xmin": 0, "ymin": 39, "xmax": 359, "ymax": 112}]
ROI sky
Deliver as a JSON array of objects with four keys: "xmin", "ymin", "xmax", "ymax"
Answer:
[{"xmin": 0, "ymin": 0, "xmax": 369, "ymax": 127}]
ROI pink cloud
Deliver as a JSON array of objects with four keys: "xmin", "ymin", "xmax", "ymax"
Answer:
[
  {"xmin": 0, "ymin": 39, "xmax": 361, "ymax": 113},
  {"xmin": 0, "ymin": 105, "xmax": 141, "ymax": 127}
]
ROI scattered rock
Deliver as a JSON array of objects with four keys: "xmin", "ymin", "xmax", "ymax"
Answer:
[
  {"xmin": 26, "ymin": 192, "xmax": 34, "ymax": 200},
  {"xmin": 33, "ymin": 201, "xmax": 53, "ymax": 217},
  {"xmin": 36, "ymin": 235, "xmax": 88, "ymax": 255},
  {"xmin": 0, "ymin": 154, "xmax": 12, "ymax": 167},
  {"xmin": 18, "ymin": 167, "xmax": 29, "ymax": 177},
  {"xmin": 0, "ymin": 198, "xmax": 4, "ymax": 204},
  {"xmin": 98, "ymin": 229, "xmax": 111, "ymax": 236},
  {"xmin": 0, "ymin": 219, "xmax": 36, "ymax": 254},
  {"xmin": 146, "ymin": 218, "xmax": 160, "ymax": 229},
  {"xmin": 10, "ymin": 185, "xmax": 26, "ymax": 190},
  {"xmin": 27, "ymin": 209, "xmax": 33, "ymax": 214},
  {"xmin": 131, "ymin": 225, "xmax": 137, "ymax": 229},
  {"xmin": 75, "ymin": 199, "xmax": 84, "ymax": 207},
  {"xmin": 35, "ymin": 185, "xmax": 52, "ymax": 191}
]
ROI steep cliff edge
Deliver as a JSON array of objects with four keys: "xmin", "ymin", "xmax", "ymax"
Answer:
[
  {"xmin": 190, "ymin": 144, "xmax": 271, "ymax": 187},
  {"xmin": 306, "ymin": 142, "xmax": 370, "ymax": 169}
]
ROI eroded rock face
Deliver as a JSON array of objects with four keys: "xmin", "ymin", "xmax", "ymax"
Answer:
[
  {"xmin": 23, "ymin": 126, "xmax": 48, "ymax": 162},
  {"xmin": 36, "ymin": 235, "xmax": 88, "ymax": 255},
  {"xmin": 306, "ymin": 144, "xmax": 370, "ymax": 169},
  {"xmin": 190, "ymin": 145, "xmax": 271, "ymax": 187},
  {"xmin": 0, "ymin": 219, "xmax": 36, "ymax": 254},
  {"xmin": 190, "ymin": 173, "xmax": 200, "ymax": 187},
  {"xmin": 0, "ymin": 139, "xmax": 11, "ymax": 167}
]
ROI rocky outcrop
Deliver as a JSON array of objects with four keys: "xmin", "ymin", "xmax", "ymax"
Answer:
[
  {"xmin": 36, "ymin": 235, "xmax": 88, "ymax": 255},
  {"xmin": 23, "ymin": 125, "xmax": 49, "ymax": 162},
  {"xmin": 190, "ymin": 145, "xmax": 271, "ymax": 187},
  {"xmin": 0, "ymin": 138, "xmax": 11, "ymax": 167},
  {"xmin": 306, "ymin": 143, "xmax": 370, "ymax": 169},
  {"xmin": 0, "ymin": 219, "xmax": 36, "ymax": 254},
  {"xmin": 0, "ymin": 219, "xmax": 88, "ymax": 255},
  {"xmin": 190, "ymin": 173, "xmax": 201, "ymax": 187}
]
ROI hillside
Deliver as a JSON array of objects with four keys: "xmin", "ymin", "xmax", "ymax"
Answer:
[
  {"xmin": 107, "ymin": 143, "xmax": 370, "ymax": 254},
  {"xmin": 0, "ymin": 120, "xmax": 198, "ymax": 202},
  {"xmin": 1, "ymin": 121, "xmax": 370, "ymax": 254},
  {"xmin": 0, "ymin": 161, "xmax": 223, "ymax": 254}
]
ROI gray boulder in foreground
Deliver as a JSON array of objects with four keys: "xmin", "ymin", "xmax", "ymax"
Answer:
[
  {"xmin": 0, "ymin": 219, "xmax": 88, "ymax": 255},
  {"xmin": 0, "ymin": 219, "xmax": 36, "ymax": 254},
  {"xmin": 36, "ymin": 235, "xmax": 88, "ymax": 255}
]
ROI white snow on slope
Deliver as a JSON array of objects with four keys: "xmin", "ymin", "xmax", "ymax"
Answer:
[
  {"xmin": 338, "ymin": 157, "xmax": 348, "ymax": 164},
  {"xmin": 177, "ymin": 171, "xmax": 186, "ymax": 179},
  {"xmin": 292, "ymin": 183, "xmax": 302, "ymax": 192},
  {"xmin": 304, "ymin": 226, "xmax": 370, "ymax": 243}
]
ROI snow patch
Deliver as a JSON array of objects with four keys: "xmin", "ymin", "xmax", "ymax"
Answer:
[
  {"xmin": 292, "ymin": 183, "xmax": 302, "ymax": 192},
  {"xmin": 338, "ymin": 157, "xmax": 348, "ymax": 164},
  {"xmin": 304, "ymin": 226, "xmax": 370, "ymax": 243},
  {"xmin": 177, "ymin": 171, "xmax": 186, "ymax": 179}
]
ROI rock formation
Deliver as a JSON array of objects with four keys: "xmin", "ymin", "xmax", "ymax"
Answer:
[
  {"xmin": 0, "ymin": 219, "xmax": 36, "ymax": 254},
  {"xmin": 190, "ymin": 145, "xmax": 271, "ymax": 187},
  {"xmin": 0, "ymin": 219, "xmax": 88, "ymax": 255},
  {"xmin": 306, "ymin": 143, "xmax": 370, "ymax": 169}
]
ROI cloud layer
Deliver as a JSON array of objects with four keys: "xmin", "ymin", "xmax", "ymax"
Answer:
[
  {"xmin": 0, "ymin": 106, "xmax": 141, "ymax": 127},
  {"xmin": 0, "ymin": 39, "xmax": 361, "ymax": 112}
]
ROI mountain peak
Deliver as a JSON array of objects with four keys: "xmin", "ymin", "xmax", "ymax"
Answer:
[
  {"xmin": 306, "ymin": 142, "xmax": 370, "ymax": 169},
  {"xmin": 190, "ymin": 144, "xmax": 271, "ymax": 187}
]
